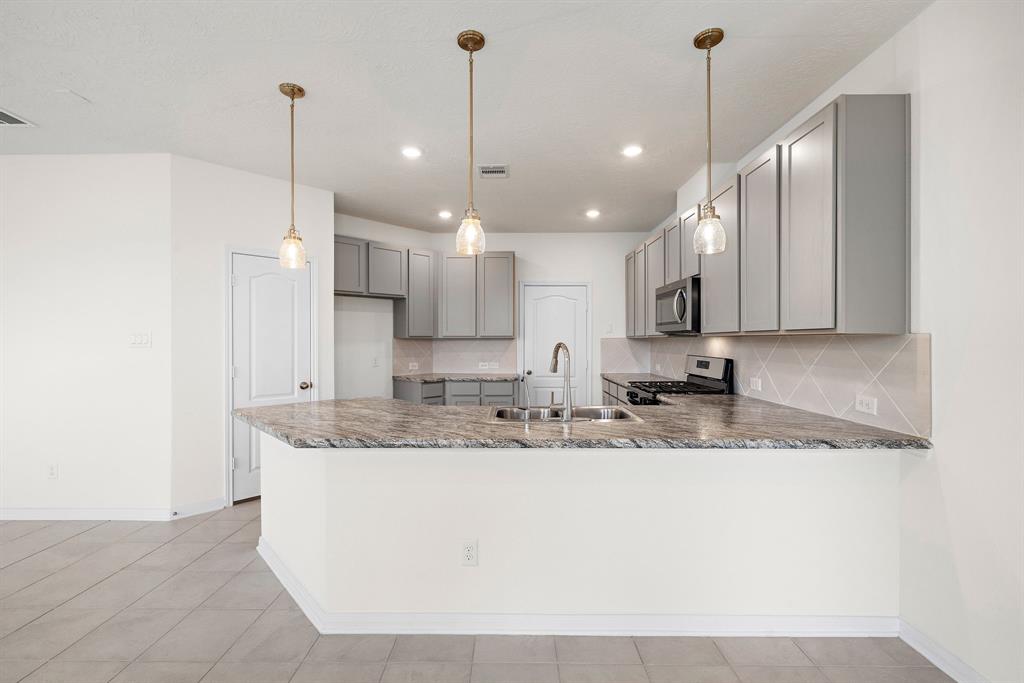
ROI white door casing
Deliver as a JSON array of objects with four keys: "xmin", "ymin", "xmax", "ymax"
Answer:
[
  {"xmin": 230, "ymin": 253, "xmax": 313, "ymax": 501},
  {"xmin": 519, "ymin": 284, "xmax": 590, "ymax": 407}
]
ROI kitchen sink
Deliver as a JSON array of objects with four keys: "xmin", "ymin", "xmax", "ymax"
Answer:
[{"xmin": 488, "ymin": 405, "xmax": 642, "ymax": 424}]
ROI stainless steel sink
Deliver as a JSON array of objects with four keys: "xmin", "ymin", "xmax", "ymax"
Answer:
[{"xmin": 488, "ymin": 405, "xmax": 642, "ymax": 424}]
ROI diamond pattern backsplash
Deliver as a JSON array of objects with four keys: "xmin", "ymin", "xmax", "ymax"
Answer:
[
  {"xmin": 393, "ymin": 338, "xmax": 518, "ymax": 375},
  {"xmin": 605, "ymin": 334, "xmax": 931, "ymax": 437}
]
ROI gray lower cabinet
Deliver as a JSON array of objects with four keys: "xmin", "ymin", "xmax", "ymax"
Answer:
[
  {"xmin": 624, "ymin": 252, "xmax": 635, "ymax": 338},
  {"xmin": 644, "ymin": 230, "xmax": 665, "ymax": 336},
  {"xmin": 740, "ymin": 146, "xmax": 781, "ymax": 332},
  {"xmin": 368, "ymin": 242, "xmax": 408, "ymax": 297},
  {"xmin": 334, "ymin": 236, "xmax": 368, "ymax": 294},
  {"xmin": 396, "ymin": 379, "xmax": 517, "ymax": 406},
  {"xmin": 633, "ymin": 245, "xmax": 646, "ymax": 337},
  {"xmin": 438, "ymin": 255, "xmax": 478, "ymax": 337},
  {"xmin": 477, "ymin": 251, "xmax": 516, "ymax": 337},
  {"xmin": 444, "ymin": 381, "xmax": 481, "ymax": 406},
  {"xmin": 394, "ymin": 249, "xmax": 435, "ymax": 338},
  {"xmin": 780, "ymin": 95, "xmax": 908, "ymax": 333},
  {"xmin": 680, "ymin": 205, "xmax": 701, "ymax": 279},
  {"xmin": 393, "ymin": 380, "xmax": 444, "ymax": 404},
  {"xmin": 701, "ymin": 177, "xmax": 741, "ymax": 334}
]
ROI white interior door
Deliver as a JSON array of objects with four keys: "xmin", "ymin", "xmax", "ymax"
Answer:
[
  {"xmin": 231, "ymin": 253, "xmax": 313, "ymax": 502},
  {"xmin": 521, "ymin": 284, "xmax": 590, "ymax": 407}
]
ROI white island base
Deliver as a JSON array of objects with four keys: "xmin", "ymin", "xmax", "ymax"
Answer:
[{"xmin": 256, "ymin": 433, "xmax": 902, "ymax": 637}]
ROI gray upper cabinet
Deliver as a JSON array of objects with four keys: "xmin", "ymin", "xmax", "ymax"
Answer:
[
  {"xmin": 700, "ymin": 177, "xmax": 741, "ymax": 335},
  {"xmin": 368, "ymin": 242, "xmax": 408, "ymax": 297},
  {"xmin": 780, "ymin": 103, "xmax": 836, "ymax": 331},
  {"xmin": 477, "ymin": 251, "xmax": 516, "ymax": 337},
  {"xmin": 438, "ymin": 254, "xmax": 477, "ymax": 337},
  {"xmin": 394, "ymin": 249, "xmax": 435, "ymax": 338},
  {"xmin": 644, "ymin": 230, "xmax": 665, "ymax": 336},
  {"xmin": 680, "ymin": 206, "xmax": 701, "ymax": 279},
  {"xmin": 740, "ymin": 146, "xmax": 780, "ymax": 332},
  {"xmin": 633, "ymin": 244, "xmax": 646, "ymax": 337},
  {"xmin": 664, "ymin": 220, "xmax": 681, "ymax": 283},
  {"xmin": 780, "ymin": 95, "xmax": 909, "ymax": 334},
  {"xmin": 334, "ymin": 236, "xmax": 368, "ymax": 294},
  {"xmin": 624, "ymin": 252, "xmax": 635, "ymax": 338}
]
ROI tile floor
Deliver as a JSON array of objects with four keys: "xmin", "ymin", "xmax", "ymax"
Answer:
[{"xmin": 0, "ymin": 503, "xmax": 952, "ymax": 683}]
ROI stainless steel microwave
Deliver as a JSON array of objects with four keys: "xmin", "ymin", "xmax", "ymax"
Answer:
[{"xmin": 655, "ymin": 278, "xmax": 700, "ymax": 334}]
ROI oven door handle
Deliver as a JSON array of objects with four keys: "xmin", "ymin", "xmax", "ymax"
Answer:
[{"xmin": 673, "ymin": 289, "xmax": 686, "ymax": 323}]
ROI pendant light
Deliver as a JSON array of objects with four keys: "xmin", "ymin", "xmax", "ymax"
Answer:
[
  {"xmin": 455, "ymin": 30, "xmax": 486, "ymax": 255},
  {"xmin": 278, "ymin": 82, "xmax": 307, "ymax": 269},
  {"xmin": 693, "ymin": 28, "xmax": 727, "ymax": 255}
]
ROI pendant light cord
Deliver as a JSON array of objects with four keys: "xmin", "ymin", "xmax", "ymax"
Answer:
[
  {"xmin": 467, "ymin": 49, "xmax": 475, "ymax": 212},
  {"xmin": 290, "ymin": 97, "xmax": 296, "ymax": 230},
  {"xmin": 705, "ymin": 47, "xmax": 712, "ymax": 215}
]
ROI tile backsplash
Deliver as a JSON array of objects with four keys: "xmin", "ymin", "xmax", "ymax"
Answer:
[
  {"xmin": 600, "ymin": 337, "xmax": 652, "ymax": 374},
  {"xmin": 603, "ymin": 334, "xmax": 931, "ymax": 437},
  {"xmin": 393, "ymin": 338, "xmax": 518, "ymax": 375}
]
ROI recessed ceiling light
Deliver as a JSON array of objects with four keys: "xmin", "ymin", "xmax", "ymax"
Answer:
[
  {"xmin": 438, "ymin": 210, "xmax": 452, "ymax": 219},
  {"xmin": 401, "ymin": 146, "xmax": 423, "ymax": 159},
  {"xmin": 621, "ymin": 145, "xmax": 643, "ymax": 158},
  {"xmin": 586, "ymin": 209, "xmax": 601, "ymax": 218}
]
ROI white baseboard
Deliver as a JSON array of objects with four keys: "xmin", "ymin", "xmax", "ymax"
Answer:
[
  {"xmin": 170, "ymin": 497, "xmax": 226, "ymax": 519},
  {"xmin": 258, "ymin": 538, "xmax": 898, "ymax": 637},
  {"xmin": 899, "ymin": 619, "xmax": 989, "ymax": 683},
  {"xmin": 0, "ymin": 507, "xmax": 173, "ymax": 521}
]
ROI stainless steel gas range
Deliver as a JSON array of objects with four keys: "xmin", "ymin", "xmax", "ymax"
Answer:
[{"xmin": 625, "ymin": 355, "xmax": 733, "ymax": 405}]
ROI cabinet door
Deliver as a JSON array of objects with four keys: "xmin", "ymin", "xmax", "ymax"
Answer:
[
  {"xmin": 333, "ymin": 236, "xmax": 368, "ymax": 294},
  {"xmin": 664, "ymin": 220, "xmax": 681, "ymax": 283},
  {"xmin": 700, "ymin": 177, "xmax": 741, "ymax": 334},
  {"xmin": 477, "ymin": 251, "xmax": 515, "ymax": 337},
  {"xmin": 633, "ymin": 245, "xmax": 646, "ymax": 337},
  {"xmin": 439, "ymin": 255, "xmax": 477, "ymax": 337},
  {"xmin": 740, "ymin": 147, "xmax": 781, "ymax": 332},
  {"xmin": 406, "ymin": 249, "xmax": 434, "ymax": 337},
  {"xmin": 644, "ymin": 230, "xmax": 665, "ymax": 336},
  {"xmin": 781, "ymin": 103, "xmax": 836, "ymax": 330},
  {"xmin": 368, "ymin": 242, "xmax": 407, "ymax": 296},
  {"xmin": 680, "ymin": 206, "xmax": 702, "ymax": 278},
  {"xmin": 624, "ymin": 252, "xmax": 635, "ymax": 338}
]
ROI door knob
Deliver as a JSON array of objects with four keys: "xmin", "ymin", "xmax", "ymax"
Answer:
[{"xmin": 299, "ymin": 381, "xmax": 312, "ymax": 390}]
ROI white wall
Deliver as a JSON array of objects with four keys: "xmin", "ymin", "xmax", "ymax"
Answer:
[
  {"xmin": 0, "ymin": 154, "xmax": 174, "ymax": 517},
  {"xmin": 170, "ymin": 156, "xmax": 335, "ymax": 512},
  {"xmin": 334, "ymin": 296, "xmax": 393, "ymax": 399},
  {"xmin": 670, "ymin": 3, "xmax": 1024, "ymax": 679}
]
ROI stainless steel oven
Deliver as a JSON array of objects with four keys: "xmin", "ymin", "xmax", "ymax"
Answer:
[{"xmin": 655, "ymin": 277, "xmax": 700, "ymax": 334}]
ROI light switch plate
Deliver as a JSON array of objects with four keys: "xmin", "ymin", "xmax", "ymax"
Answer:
[
  {"xmin": 128, "ymin": 332, "xmax": 152, "ymax": 348},
  {"xmin": 750, "ymin": 377, "xmax": 762, "ymax": 391},
  {"xmin": 408, "ymin": 362, "xmax": 419, "ymax": 371}
]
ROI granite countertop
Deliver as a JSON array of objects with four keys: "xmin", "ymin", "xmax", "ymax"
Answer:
[
  {"xmin": 234, "ymin": 396, "xmax": 931, "ymax": 450},
  {"xmin": 393, "ymin": 373, "xmax": 520, "ymax": 383},
  {"xmin": 601, "ymin": 372, "xmax": 672, "ymax": 386}
]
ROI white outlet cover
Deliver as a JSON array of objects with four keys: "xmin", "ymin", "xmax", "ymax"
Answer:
[
  {"xmin": 128, "ymin": 332, "xmax": 152, "ymax": 348},
  {"xmin": 750, "ymin": 377, "xmax": 762, "ymax": 391},
  {"xmin": 488, "ymin": 361, "xmax": 499, "ymax": 369},
  {"xmin": 855, "ymin": 394, "xmax": 879, "ymax": 415},
  {"xmin": 409, "ymin": 362, "xmax": 419, "ymax": 370},
  {"xmin": 478, "ymin": 362, "xmax": 488, "ymax": 369},
  {"xmin": 461, "ymin": 539, "xmax": 478, "ymax": 567}
]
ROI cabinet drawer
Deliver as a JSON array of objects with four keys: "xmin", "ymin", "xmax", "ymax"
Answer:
[
  {"xmin": 421, "ymin": 382, "xmax": 444, "ymax": 399},
  {"xmin": 481, "ymin": 381, "xmax": 515, "ymax": 396},
  {"xmin": 445, "ymin": 382, "xmax": 481, "ymax": 396},
  {"xmin": 422, "ymin": 396, "xmax": 444, "ymax": 406},
  {"xmin": 448, "ymin": 396, "xmax": 481, "ymax": 406},
  {"xmin": 481, "ymin": 396, "xmax": 512, "ymax": 406}
]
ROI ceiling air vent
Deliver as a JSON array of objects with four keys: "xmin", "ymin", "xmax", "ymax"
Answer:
[
  {"xmin": 0, "ymin": 109, "xmax": 33, "ymax": 126},
  {"xmin": 477, "ymin": 164, "xmax": 509, "ymax": 179}
]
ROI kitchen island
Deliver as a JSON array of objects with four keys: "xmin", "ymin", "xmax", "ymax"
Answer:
[{"xmin": 235, "ymin": 397, "xmax": 929, "ymax": 635}]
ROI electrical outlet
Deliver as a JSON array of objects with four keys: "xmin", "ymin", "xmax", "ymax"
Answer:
[
  {"xmin": 408, "ymin": 362, "xmax": 419, "ymax": 371},
  {"xmin": 655, "ymin": 363, "xmax": 662, "ymax": 373},
  {"xmin": 461, "ymin": 539, "xmax": 478, "ymax": 566},
  {"xmin": 855, "ymin": 394, "xmax": 878, "ymax": 415},
  {"xmin": 488, "ymin": 361, "xmax": 498, "ymax": 369},
  {"xmin": 128, "ymin": 332, "xmax": 151, "ymax": 348},
  {"xmin": 750, "ymin": 377, "xmax": 762, "ymax": 391},
  {"xmin": 478, "ymin": 362, "xmax": 488, "ymax": 369},
  {"xmin": 47, "ymin": 464, "xmax": 59, "ymax": 480},
  {"xmin": 372, "ymin": 356, "xmax": 380, "ymax": 368}
]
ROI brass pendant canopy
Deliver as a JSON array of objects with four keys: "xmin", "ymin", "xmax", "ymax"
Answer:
[
  {"xmin": 457, "ymin": 30, "xmax": 485, "ymax": 52},
  {"xmin": 278, "ymin": 82, "xmax": 307, "ymax": 269},
  {"xmin": 692, "ymin": 28, "xmax": 724, "ymax": 50}
]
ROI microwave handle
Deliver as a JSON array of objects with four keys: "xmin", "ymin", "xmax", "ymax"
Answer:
[{"xmin": 673, "ymin": 289, "xmax": 686, "ymax": 323}]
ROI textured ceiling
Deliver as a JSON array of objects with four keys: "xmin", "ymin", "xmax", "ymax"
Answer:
[{"xmin": 0, "ymin": 1, "xmax": 927, "ymax": 233}]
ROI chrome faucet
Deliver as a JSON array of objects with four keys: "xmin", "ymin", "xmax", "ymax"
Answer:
[{"xmin": 549, "ymin": 342, "xmax": 573, "ymax": 422}]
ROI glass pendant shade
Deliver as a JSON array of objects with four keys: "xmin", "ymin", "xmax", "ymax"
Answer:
[
  {"xmin": 694, "ymin": 212, "xmax": 726, "ymax": 255},
  {"xmin": 455, "ymin": 215, "xmax": 485, "ymax": 255},
  {"xmin": 279, "ymin": 226, "xmax": 306, "ymax": 268}
]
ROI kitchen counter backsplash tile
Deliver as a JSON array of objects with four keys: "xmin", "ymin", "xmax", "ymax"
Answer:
[
  {"xmin": 392, "ymin": 338, "xmax": 433, "ymax": 375},
  {"xmin": 600, "ymin": 337, "xmax": 652, "ymax": 373},
  {"xmin": 631, "ymin": 333, "xmax": 931, "ymax": 437},
  {"xmin": 393, "ymin": 338, "xmax": 518, "ymax": 375}
]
